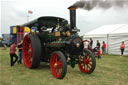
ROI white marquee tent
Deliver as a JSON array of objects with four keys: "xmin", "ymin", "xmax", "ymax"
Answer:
[{"xmin": 83, "ymin": 24, "xmax": 128, "ymax": 55}]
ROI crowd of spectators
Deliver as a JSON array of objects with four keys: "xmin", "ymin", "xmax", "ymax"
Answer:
[{"xmin": 83, "ymin": 38, "xmax": 126, "ymax": 57}]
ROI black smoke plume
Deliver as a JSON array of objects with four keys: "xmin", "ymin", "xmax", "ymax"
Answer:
[{"xmin": 69, "ymin": 0, "xmax": 128, "ymax": 10}]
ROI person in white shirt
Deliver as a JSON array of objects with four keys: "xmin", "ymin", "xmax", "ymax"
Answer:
[{"xmin": 83, "ymin": 40, "xmax": 89, "ymax": 48}]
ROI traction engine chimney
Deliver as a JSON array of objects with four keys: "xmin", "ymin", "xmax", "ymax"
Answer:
[{"xmin": 68, "ymin": 7, "xmax": 77, "ymax": 30}]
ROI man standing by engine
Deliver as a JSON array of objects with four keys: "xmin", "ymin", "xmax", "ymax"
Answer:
[
  {"xmin": 90, "ymin": 38, "xmax": 93, "ymax": 48},
  {"xmin": 9, "ymin": 42, "xmax": 18, "ymax": 66},
  {"xmin": 17, "ymin": 40, "xmax": 23, "ymax": 64},
  {"xmin": 83, "ymin": 40, "xmax": 89, "ymax": 48},
  {"xmin": 96, "ymin": 40, "xmax": 100, "ymax": 49}
]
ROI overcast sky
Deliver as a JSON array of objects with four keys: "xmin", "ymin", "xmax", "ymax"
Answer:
[{"xmin": 0, "ymin": 0, "xmax": 128, "ymax": 37}]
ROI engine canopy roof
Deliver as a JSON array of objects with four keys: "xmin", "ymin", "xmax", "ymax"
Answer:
[{"xmin": 21, "ymin": 16, "xmax": 68, "ymax": 28}]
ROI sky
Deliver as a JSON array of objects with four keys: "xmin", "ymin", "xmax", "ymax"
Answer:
[{"xmin": 0, "ymin": 0, "xmax": 128, "ymax": 37}]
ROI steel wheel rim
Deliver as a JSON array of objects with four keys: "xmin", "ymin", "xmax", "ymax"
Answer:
[
  {"xmin": 23, "ymin": 36, "xmax": 33, "ymax": 68},
  {"xmin": 50, "ymin": 53, "xmax": 62, "ymax": 78},
  {"xmin": 78, "ymin": 52, "xmax": 92, "ymax": 73}
]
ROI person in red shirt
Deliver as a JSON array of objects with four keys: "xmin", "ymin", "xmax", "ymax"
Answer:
[
  {"xmin": 98, "ymin": 48, "xmax": 101, "ymax": 59},
  {"xmin": 9, "ymin": 42, "xmax": 18, "ymax": 66},
  {"xmin": 102, "ymin": 41, "xmax": 106, "ymax": 54},
  {"xmin": 120, "ymin": 41, "xmax": 125, "ymax": 56}
]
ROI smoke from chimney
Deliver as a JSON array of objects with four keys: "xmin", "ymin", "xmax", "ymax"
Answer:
[{"xmin": 69, "ymin": 0, "xmax": 128, "ymax": 10}]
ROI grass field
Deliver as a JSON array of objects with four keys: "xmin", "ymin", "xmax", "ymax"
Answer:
[{"xmin": 0, "ymin": 48, "xmax": 128, "ymax": 85}]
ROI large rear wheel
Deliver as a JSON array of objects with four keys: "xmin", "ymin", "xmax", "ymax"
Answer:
[
  {"xmin": 78, "ymin": 48, "xmax": 96, "ymax": 74},
  {"xmin": 50, "ymin": 51, "xmax": 67, "ymax": 79},
  {"xmin": 22, "ymin": 34, "xmax": 41, "ymax": 69}
]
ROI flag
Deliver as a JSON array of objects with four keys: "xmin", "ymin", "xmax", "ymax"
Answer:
[{"xmin": 28, "ymin": 10, "xmax": 33, "ymax": 14}]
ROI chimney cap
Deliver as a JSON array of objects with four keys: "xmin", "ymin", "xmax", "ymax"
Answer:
[{"xmin": 68, "ymin": 6, "xmax": 77, "ymax": 10}]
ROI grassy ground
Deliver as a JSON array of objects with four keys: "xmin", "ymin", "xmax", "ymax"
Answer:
[{"xmin": 0, "ymin": 47, "xmax": 128, "ymax": 85}]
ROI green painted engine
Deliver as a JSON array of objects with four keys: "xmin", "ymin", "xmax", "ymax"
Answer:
[{"xmin": 22, "ymin": 8, "xmax": 96, "ymax": 79}]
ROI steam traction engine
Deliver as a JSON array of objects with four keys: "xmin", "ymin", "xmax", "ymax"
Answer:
[{"xmin": 22, "ymin": 7, "xmax": 96, "ymax": 79}]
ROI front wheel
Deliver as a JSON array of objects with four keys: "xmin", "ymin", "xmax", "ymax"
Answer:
[
  {"xmin": 78, "ymin": 48, "xmax": 96, "ymax": 74},
  {"xmin": 50, "ymin": 51, "xmax": 67, "ymax": 79}
]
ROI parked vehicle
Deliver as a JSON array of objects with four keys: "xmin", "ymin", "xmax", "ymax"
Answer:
[{"xmin": 1, "ymin": 34, "xmax": 12, "ymax": 46}]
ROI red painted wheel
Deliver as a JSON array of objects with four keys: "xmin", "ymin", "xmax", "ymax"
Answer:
[
  {"xmin": 22, "ymin": 34, "xmax": 41, "ymax": 69},
  {"xmin": 23, "ymin": 35, "xmax": 32, "ymax": 68},
  {"xmin": 50, "ymin": 51, "xmax": 67, "ymax": 79},
  {"xmin": 78, "ymin": 48, "xmax": 96, "ymax": 74}
]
